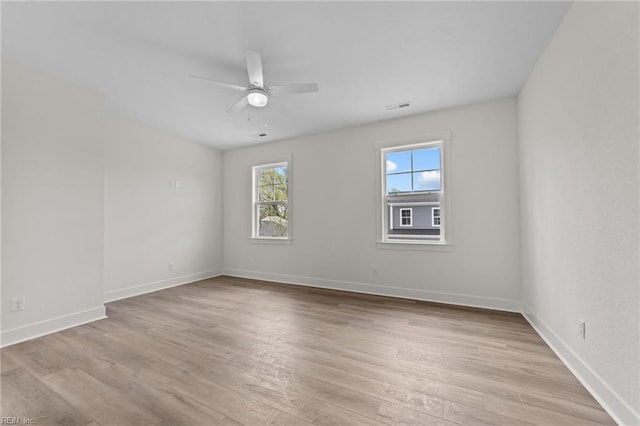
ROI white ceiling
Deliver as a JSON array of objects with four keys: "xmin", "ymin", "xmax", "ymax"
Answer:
[{"xmin": 2, "ymin": 1, "xmax": 570, "ymax": 150}]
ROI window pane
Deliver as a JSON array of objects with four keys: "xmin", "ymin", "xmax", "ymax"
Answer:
[
  {"xmin": 274, "ymin": 184, "xmax": 287, "ymax": 201},
  {"xmin": 259, "ymin": 184, "xmax": 274, "ymax": 201},
  {"xmin": 258, "ymin": 203, "xmax": 288, "ymax": 237},
  {"xmin": 387, "ymin": 173, "xmax": 412, "ymax": 193},
  {"xmin": 413, "ymin": 147, "xmax": 440, "ymax": 171},
  {"xmin": 258, "ymin": 168, "xmax": 274, "ymax": 186},
  {"xmin": 385, "ymin": 150, "xmax": 411, "ymax": 174},
  {"xmin": 432, "ymin": 207, "xmax": 441, "ymax": 227},
  {"xmin": 413, "ymin": 170, "xmax": 441, "ymax": 191},
  {"xmin": 274, "ymin": 166, "xmax": 287, "ymax": 183},
  {"xmin": 387, "ymin": 202, "xmax": 440, "ymax": 238},
  {"xmin": 401, "ymin": 209, "xmax": 411, "ymax": 226}
]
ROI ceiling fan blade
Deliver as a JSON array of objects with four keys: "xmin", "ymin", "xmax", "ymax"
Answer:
[
  {"xmin": 245, "ymin": 50, "xmax": 264, "ymax": 88},
  {"xmin": 189, "ymin": 75, "xmax": 246, "ymax": 92},
  {"xmin": 227, "ymin": 95, "xmax": 249, "ymax": 113},
  {"xmin": 269, "ymin": 83, "xmax": 319, "ymax": 97}
]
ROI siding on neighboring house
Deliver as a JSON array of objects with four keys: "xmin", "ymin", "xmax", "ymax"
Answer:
[
  {"xmin": 391, "ymin": 205, "xmax": 439, "ymax": 229},
  {"xmin": 388, "ymin": 192, "xmax": 440, "ymax": 234}
]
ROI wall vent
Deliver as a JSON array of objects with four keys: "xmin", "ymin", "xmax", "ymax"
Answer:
[{"xmin": 385, "ymin": 101, "xmax": 411, "ymax": 111}]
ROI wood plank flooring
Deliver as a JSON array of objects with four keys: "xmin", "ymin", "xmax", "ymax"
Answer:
[{"xmin": 1, "ymin": 276, "xmax": 614, "ymax": 425}]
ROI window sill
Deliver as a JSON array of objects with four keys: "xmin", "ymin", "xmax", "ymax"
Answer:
[
  {"xmin": 249, "ymin": 237, "xmax": 292, "ymax": 245},
  {"xmin": 376, "ymin": 240, "xmax": 452, "ymax": 251}
]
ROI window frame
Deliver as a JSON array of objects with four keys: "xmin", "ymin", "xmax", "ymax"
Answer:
[
  {"xmin": 375, "ymin": 133, "xmax": 452, "ymax": 249},
  {"xmin": 251, "ymin": 160, "xmax": 291, "ymax": 241},
  {"xmin": 432, "ymin": 207, "xmax": 441, "ymax": 228},
  {"xmin": 399, "ymin": 208, "xmax": 413, "ymax": 227}
]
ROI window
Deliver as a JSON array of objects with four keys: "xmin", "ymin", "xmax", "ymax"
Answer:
[
  {"xmin": 252, "ymin": 162, "xmax": 289, "ymax": 239},
  {"xmin": 381, "ymin": 140, "xmax": 446, "ymax": 243},
  {"xmin": 432, "ymin": 208, "xmax": 441, "ymax": 228},
  {"xmin": 400, "ymin": 208, "xmax": 412, "ymax": 226}
]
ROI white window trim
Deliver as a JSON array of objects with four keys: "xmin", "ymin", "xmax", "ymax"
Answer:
[
  {"xmin": 251, "ymin": 159, "xmax": 292, "ymax": 241},
  {"xmin": 388, "ymin": 201, "xmax": 440, "ymax": 207},
  {"xmin": 432, "ymin": 207, "xmax": 441, "ymax": 228},
  {"xmin": 399, "ymin": 208, "xmax": 412, "ymax": 227},
  {"xmin": 374, "ymin": 132, "xmax": 452, "ymax": 250}
]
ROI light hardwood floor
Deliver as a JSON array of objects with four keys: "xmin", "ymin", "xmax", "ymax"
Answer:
[{"xmin": 2, "ymin": 276, "xmax": 614, "ymax": 425}]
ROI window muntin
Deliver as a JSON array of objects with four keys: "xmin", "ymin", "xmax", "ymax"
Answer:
[
  {"xmin": 252, "ymin": 162, "xmax": 289, "ymax": 239},
  {"xmin": 382, "ymin": 141, "xmax": 444, "ymax": 243},
  {"xmin": 400, "ymin": 208, "xmax": 412, "ymax": 226}
]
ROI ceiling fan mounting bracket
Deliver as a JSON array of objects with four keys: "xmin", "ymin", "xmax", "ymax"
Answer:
[{"xmin": 248, "ymin": 87, "xmax": 268, "ymax": 95}]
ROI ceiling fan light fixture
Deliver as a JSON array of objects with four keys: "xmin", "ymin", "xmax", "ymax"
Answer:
[{"xmin": 247, "ymin": 90, "xmax": 268, "ymax": 107}]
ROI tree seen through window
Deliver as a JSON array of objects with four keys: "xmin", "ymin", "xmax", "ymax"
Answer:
[{"xmin": 255, "ymin": 164, "xmax": 288, "ymax": 238}]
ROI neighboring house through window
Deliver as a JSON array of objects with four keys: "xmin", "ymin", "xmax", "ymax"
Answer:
[
  {"xmin": 432, "ymin": 207, "xmax": 441, "ymax": 228},
  {"xmin": 400, "ymin": 208, "xmax": 412, "ymax": 226},
  {"xmin": 252, "ymin": 161, "xmax": 289, "ymax": 239},
  {"xmin": 381, "ymin": 140, "xmax": 446, "ymax": 243}
]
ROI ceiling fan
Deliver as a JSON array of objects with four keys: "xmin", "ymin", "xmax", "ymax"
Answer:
[{"xmin": 190, "ymin": 50, "xmax": 319, "ymax": 113}]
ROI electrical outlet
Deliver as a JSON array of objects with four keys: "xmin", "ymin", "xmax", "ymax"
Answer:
[
  {"xmin": 11, "ymin": 297, "xmax": 25, "ymax": 312},
  {"xmin": 372, "ymin": 266, "xmax": 378, "ymax": 275},
  {"xmin": 175, "ymin": 180, "xmax": 181, "ymax": 189},
  {"xmin": 578, "ymin": 319, "xmax": 586, "ymax": 340},
  {"xmin": 168, "ymin": 262, "xmax": 174, "ymax": 271}
]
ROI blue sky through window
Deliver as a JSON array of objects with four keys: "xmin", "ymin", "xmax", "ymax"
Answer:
[
  {"xmin": 387, "ymin": 173, "xmax": 412, "ymax": 192},
  {"xmin": 413, "ymin": 147, "xmax": 440, "ymax": 170},
  {"xmin": 386, "ymin": 151, "xmax": 411, "ymax": 173},
  {"xmin": 385, "ymin": 146, "xmax": 441, "ymax": 193},
  {"xmin": 414, "ymin": 170, "xmax": 441, "ymax": 191}
]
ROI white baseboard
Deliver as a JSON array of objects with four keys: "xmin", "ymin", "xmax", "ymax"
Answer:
[
  {"xmin": 0, "ymin": 306, "xmax": 106, "ymax": 348},
  {"xmin": 104, "ymin": 269, "xmax": 223, "ymax": 303},
  {"xmin": 523, "ymin": 306, "xmax": 639, "ymax": 426},
  {"xmin": 222, "ymin": 268, "xmax": 521, "ymax": 312}
]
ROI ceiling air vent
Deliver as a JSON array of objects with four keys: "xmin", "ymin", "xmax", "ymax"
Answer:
[{"xmin": 384, "ymin": 101, "xmax": 411, "ymax": 111}]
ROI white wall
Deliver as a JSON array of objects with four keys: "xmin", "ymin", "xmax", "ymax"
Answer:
[
  {"xmin": 223, "ymin": 98, "xmax": 522, "ymax": 311},
  {"xmin": 1, "ymin": 58, "xmax": 224, "ymax": 346},
  {"xmin": 518, "ymin": 2, "xmax": 639, "ymax": 424},
  {"xmin": 1, "ymin": 59, "xmax": 106, "ymax": 346},
  {"xmin": 104, "ymin": 115, "xmax": 223, "ymax": 301}
]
